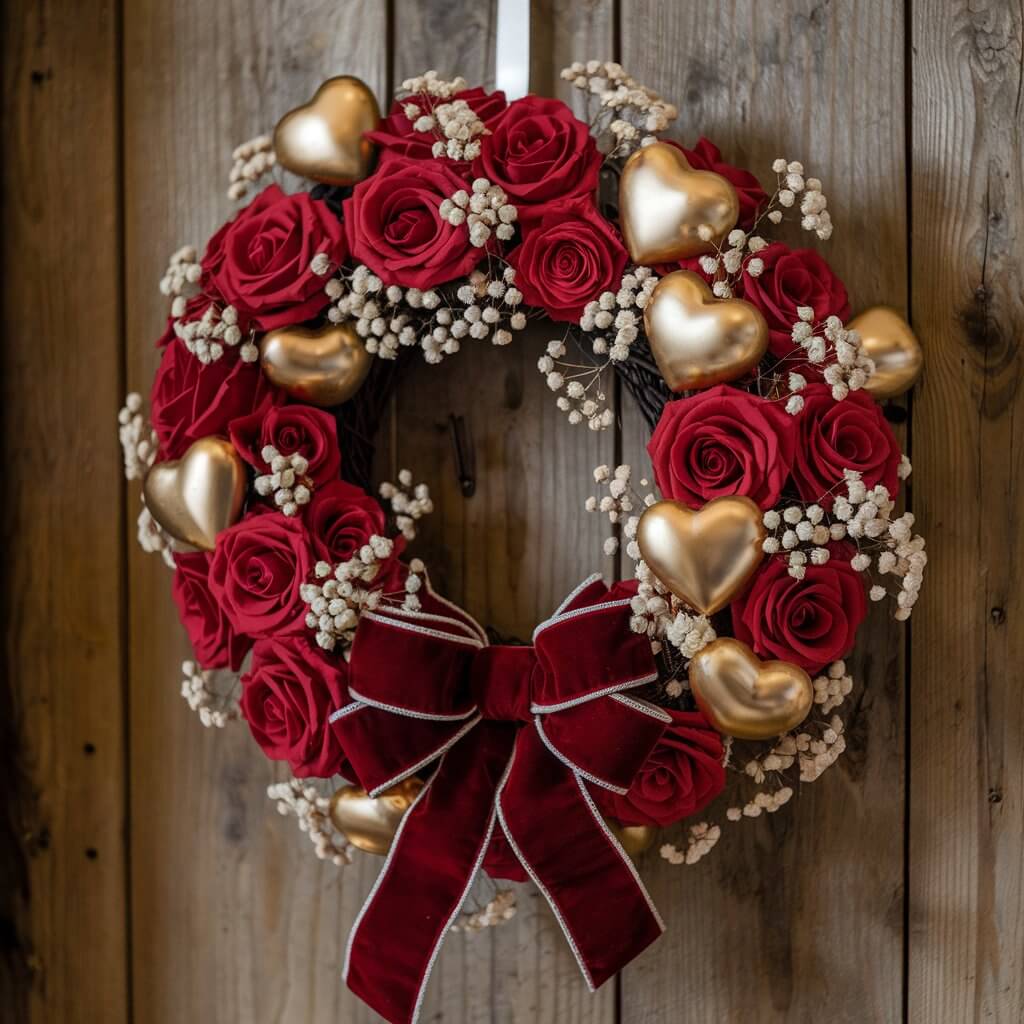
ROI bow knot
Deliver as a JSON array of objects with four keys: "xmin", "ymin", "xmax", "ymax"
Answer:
[{"xmin": 330, "ymin": 575, "xmax": 669, "ymax": 1024}]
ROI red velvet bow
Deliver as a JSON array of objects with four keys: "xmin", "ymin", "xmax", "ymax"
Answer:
[{"xmin": 329, "ymin": 575, "xmax": 669, "ymax": 1024}]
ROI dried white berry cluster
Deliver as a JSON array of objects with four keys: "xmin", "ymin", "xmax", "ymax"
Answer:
[
  {"xmin": 379, "ymin": 469, "xmax": 434, "ymax": 541},
  {"xmin": 761, "ymin": 502, "xmax": 836, "ymax": 579},
  {"xmin": 660, "ymin": 822, "xmax": 721, "ymax": 866},
  {"xmin": 137, "ymin": 503, "xmax": 175, "ymax": 568},
  {"xmin": 173, "ymin": 303, "xmax": 255, "ymax": 364},
  {"xmin": 451, "ymin": 889, "xmax": 518, "ymax": 933},
  {"xmin": 781, "ymin": 310, "xmax": 874, "ymax": 406},
  {"xmin": 769, "ymin": 158, "xmax": 832, "ymax": 239},
  {"xmin": 324, "ymin": 264, "xmax": 526, "ymax": 363},
  {"xmin": 813, "ymin": 660, "xmax": 854, "ymax": 714},
  {"xmin": 538, "ymin": 338, "xmax": 614, "ymax": 430},
  {"xmin": 560, "ymin": 61, "xmax": 677, "ymax": 154},
  {"xmin": 180, "ymin": 660, "xmax": 240, "ymax": 728},
  {"xmin": 579, "ymin": 267, "xmax": 656, "ymax": 359},
  {"xmin": 300, "ymin": 539, "xmax": 394, "ymax": 652},
  {"xmin": 253, "ymin": 445, "xmax": 312, "ymax": 517},
  {"xmin": 439, "ymin": 178, "xmax": 517, "ymax": 247},
  {"xmin": 227, "ymin": 133, "xmax": 275, "ymax": 201},
  {"xmin": 159, "ymin": 245, "xmax": 202, "ymax": 303},
  {"xmin": 118, "ymin": 392, "xmax": 157, "ymax": 481},
  {"xmin": 409, "ymin": 97, "xmax": 488, "ymax": 162},
  {"xmin": 267, "ymin": 779, "xmax": 352, "ymax": 867},
  {"xmin": 725, "ymin": 785, "xmax": 794, "ymax": 821},
  {"xmin": 698, "ymin": 229, "xmax": 769, "ymax": 297},
  {"xmin": 400, "ymin": 70, "xmax": 468, "ymax": 100},
  {"xmin": 585, "ymin": 464, "xmax": 653, "ymax": 549}
]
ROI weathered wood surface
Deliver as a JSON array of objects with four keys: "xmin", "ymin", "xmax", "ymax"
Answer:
[{"xmin": 2, "ymin": 0, "xmax": 1023, "ymax": 1022}]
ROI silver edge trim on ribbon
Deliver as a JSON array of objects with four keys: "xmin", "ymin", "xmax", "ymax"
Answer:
[
  {"xmin": 530, "ymin": 672, "xmax": 659, "ymax": 714},
  {"xmin": 360, "ymin": 610, "xmax": 485, "ymax": 648},
  {"xmin": 348, "ymin": 687, "xmax": 477, "ymax": 723},
  {"xmin": 533, "ymin": 716, "xmax": 629, "ymax": 795}
]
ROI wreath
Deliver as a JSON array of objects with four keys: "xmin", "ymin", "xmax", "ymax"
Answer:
[{"xmin": 118, "ymin": 61, "xmax": 927, "ymax": 1024}]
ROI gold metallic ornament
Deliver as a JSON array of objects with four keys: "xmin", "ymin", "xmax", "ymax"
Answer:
[
  {"xmin": 688, "ymin": 638, "xmax": 813, "ymax": 740},
  {"xmin": 328, "ymin": 778, "xmax": 424, "ymax": 856},
  {"xmin": 273, "ymin": 76, "xmax": 381, "ymax": 185},
  {"xmin": 259, "ymin": 323, "xmax": 372, "ymax": 407},
  {"xmin": 619, "ymin": 141, "xmax": 740, "ymax": 263},
  {"xmin": 142, "ymin": 437, "xmax": 246, "ymax": 551},
  {"xmin": 644, "ymin": 270, "xmax": 769, "ymax": 391},
  {"xmin": 637, "ymin": 497, "xmax": 766, "ymax": 616},
  {"xmin": 848, "ymin": 305, "xmax": 923, "ymax": 399},
  {"xmin": 606, "ymin": 820, "xmax": 658, "ymax": 860}
]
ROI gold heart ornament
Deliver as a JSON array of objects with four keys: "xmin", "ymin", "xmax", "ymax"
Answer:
[
  {"xmin": 637, "ymin": 497, "xmax": 765, "ymax": 616},
  {"xmin": 273, "ymin": 76, "xmax": 380, "ymax": 185},
  {"xmin": 260, "ymin": 323, "xmax": 372, "ymax": 407},
  {"xmin": 142, "ymin": 437, "xmax": 246, "ymax": 551},
  {"xmin": 329, "ymin": 778, "xmax": 424, "ymax": 856},
  {"xmin": 689, "ymin": 638, "xmax": 813, "ymax": 740},
  {"xmin": 607, "ymin": 821, "xmax": 659, "ymax": 860},
  {"xmin": 619, "ymin": 141, "xmax": 740, "ymax": 263},
  {"xmin": 848, "ymin": 306, "xmax": 923, "ymax": 399},
  {"xmin": 645, "ymin": 270, "xmax": 768, "ymax": 391}
]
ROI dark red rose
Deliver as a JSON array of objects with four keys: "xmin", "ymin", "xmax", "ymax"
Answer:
[
  {"xmin": 368, "ymin": 87, "xmax": 507, "ymax": 166},
  {"xmin": 240, "ymin": 637, "xmax": 352, "ymax": 778},
  {"xmin": 507, "ymin": 197, "xmax": 628, "ymax": 322},
  {"xmin": 201, "ymin": 184, "xmax": 347, "ymax": 331},
  {"xmin": 229, "ymin": 404, "xmax": 341, "ymax": 489},
  {"xmin": 208, "ymin": 510, "xmax": 314, "ymax": 639},
  {"xmin": 344, "ymin": 157, "xmax": 482, "ymax": 289},
  {"xmin": 150, "ymin": 338, "xmax": 282, "ymax": 460},
  {"xmin": 648, "ymin": 385, "xmax": 796, "ymax": 510},
  {"xmin": 306, "ymin": 480, "xmax": 386, "ymax": 562},
  {"xmin": 741, "ymin": 242, "xmax": 850, "ymax": 359},
  {"xmin": 667, "ymin": 138, "xmax": 768, "ymax": 231},
  {"xmin": 472, "ymin": 96, "xmax": 602, "ymax": 216},
  {"xmin": 732, "ymin": 541, "xmax": 868, "ymax": 674},
  {"xmin": 790, "ymin": 383, "xmax": 901, "ymax": 506},
  {"xmin": 172, "ymin": 551, "xmax": 251, "ymax": 670},
  {"xmin": 595, "ymin": 709, "xmax": 725, "ymax": 828}
]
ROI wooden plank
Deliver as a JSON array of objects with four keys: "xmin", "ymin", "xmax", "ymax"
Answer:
[
  {"xmin": 907, "ymin": 2, "xmax": 1024, "ymax": 1020},
  {"xmin": 121, "ymin": 5, "xmax": 388, "ymax": 1022},
  {"xmin": 388, "ymin": 2, "xmax": 617, "ymax": 1022},
  {"xmin": 618, "ymin": 3, "xmax": 908, "ymax": 1020},
  {"xmin": 0, "ymin": 2, "xmax": 128, "ymax": 1023}
]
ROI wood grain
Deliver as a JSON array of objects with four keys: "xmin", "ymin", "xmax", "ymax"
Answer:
[
  {"xmin": 907, "ymin": 2, "xmax": 1024, "ymax": 1020},
  {"xmin": 121, "ymin": 4, "xmax": 388, "ymax": 1023},
  {"xmin": 618, "ymin": 3, "xmax": 909, "ymax": 1021}
]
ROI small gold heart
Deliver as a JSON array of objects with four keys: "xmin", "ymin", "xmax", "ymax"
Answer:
[
  {"xmin": 637, "ymin": 497, "xmax": 765, "ymax": 616},
  {"xmin": 329, "ymin": 778, "xmax": 424, "ymax": 856},
  {"xmin": 260, "ymin": 323, "xmax": 372, "ymax": 407},
  {"xmin": 848, "ymin": 306, "xmax": 923, "ymax": 399},
  {"xmin": 143, "ymin": 437, "xmax": 246, "ymax": 552},
  {"xmin": 619, "ymin": 141, "xmax": 739, "ymax": 263},
  {"xmin": 688, "ymin": 638, "xmax": 813, "ymax": 740},
  {"xmin": 645, "ymin": 270, "xmax": 768, "ymax": 391},
  {"xmin": 273, "ymin": 76, "xmax": 381, "ymax": 185},
  {"xmin": 606, "ymin": 820, "xmax": 658, "ymax": 860}
]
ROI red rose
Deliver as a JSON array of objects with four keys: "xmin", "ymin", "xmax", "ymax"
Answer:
[
  {"xmin": 507, "ymin": 198, "xmax": 628, "ymax": 322},
  {"xmin": 668, "ymin": 138, "xmax": 768, "ymax": 231},
  {"xmin": 791, "ymin": 383, "xmax": 901, "ymax": 506},
  {"xmin": 150, "ymin": 338, "xmax": 282, "ymax": 460},
  {"xmin": 368, "ymin": 87, "xmax": 507, "ymax": 165},
  {"xmin": 201, "ymin": 184, "xmax": 347, "ymax": 331},
  {"xmin": 343, "ymin": 157, "xmax": 482, "ymax": 289},
  {"xmin": 229, "ymin": 404, "xmax": 341, "ymax": 489},
  {"xmin": 171, "ymin": 551, "xmax": 251, "ymax": 670},
  {"xmin": 307, "ymin": 480, "xmax": 385, "ymax": 562},
  {"xmin": 240, "ymin": 637, "xmax": 352, "ymax": 778},
  {"xmin": 648, "ymin": 385, "xmax": 796, "ymax": 510},
  {"xmin": 208, "ymin": 510, "xmax": 314, "ymax": 639},
  {"xmin": 595, "ymin": 709, "xmax": 725, "ymax": 827},
  {"xmin": 741, "ymin": 243, "xmax": 850, "ymax": 359},
  {"xmin": 732, "ymin": 542, "xmax": 868, "ymax": 674},
  {"xmin": 472, "ymin": 96, "xmax": 602, "ymax": 216}
]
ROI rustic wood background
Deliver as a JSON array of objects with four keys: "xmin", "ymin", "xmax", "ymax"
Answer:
[{"xmin": 1, "ymin": 0, "xmax": 1021, "ymax": 1021}]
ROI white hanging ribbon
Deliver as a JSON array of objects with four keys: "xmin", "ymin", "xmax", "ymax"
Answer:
[{"xmin": 494, "ymin": 0, "xmax": 531, "ymax": 99}]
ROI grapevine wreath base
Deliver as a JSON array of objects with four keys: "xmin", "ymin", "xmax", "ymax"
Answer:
[{"xmin": 119, "ymin": 61, "xmax": 927, "ymax": 1024}]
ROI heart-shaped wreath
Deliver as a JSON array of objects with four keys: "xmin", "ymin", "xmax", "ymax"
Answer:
[{"xmin": 118, "ymin": 61, "xmax": 927, "ymax": 1024}]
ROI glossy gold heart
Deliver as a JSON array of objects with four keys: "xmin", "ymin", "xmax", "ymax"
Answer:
[
  {"xmin": 260, "ymin": 323, "xmax": 372, "ymax": 407},
  {"xmin": 619, "ymin": 141, "xmax": 740, "ymax": 263},
  {"xmin": 273, "ymin": 76, "xmax": 380, "ymax": 185},
  {"xmin": 688, "ymin": 638, "xmax": 813, "ymax": 740},
  {"xmin": 142, "ymin": 437, "xmax": 246, "ymax": 551},
  {"xmin": 645, "ymin": 270, "xmax": 768, "ymax": 391},
  {"xmin": 848, "ymin": 306, "xmax": 923, "ymax": 399},
  {"xmin": 637, "ymin": 497, "xmax": 765, "ymax": 616},
  {"xmin": 607, "ymin": 820, "xmax": 658, "ymax": 860},
  {"xmin": 329, "ymin": 778, "xmax": 424, "ymax": 856}
]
